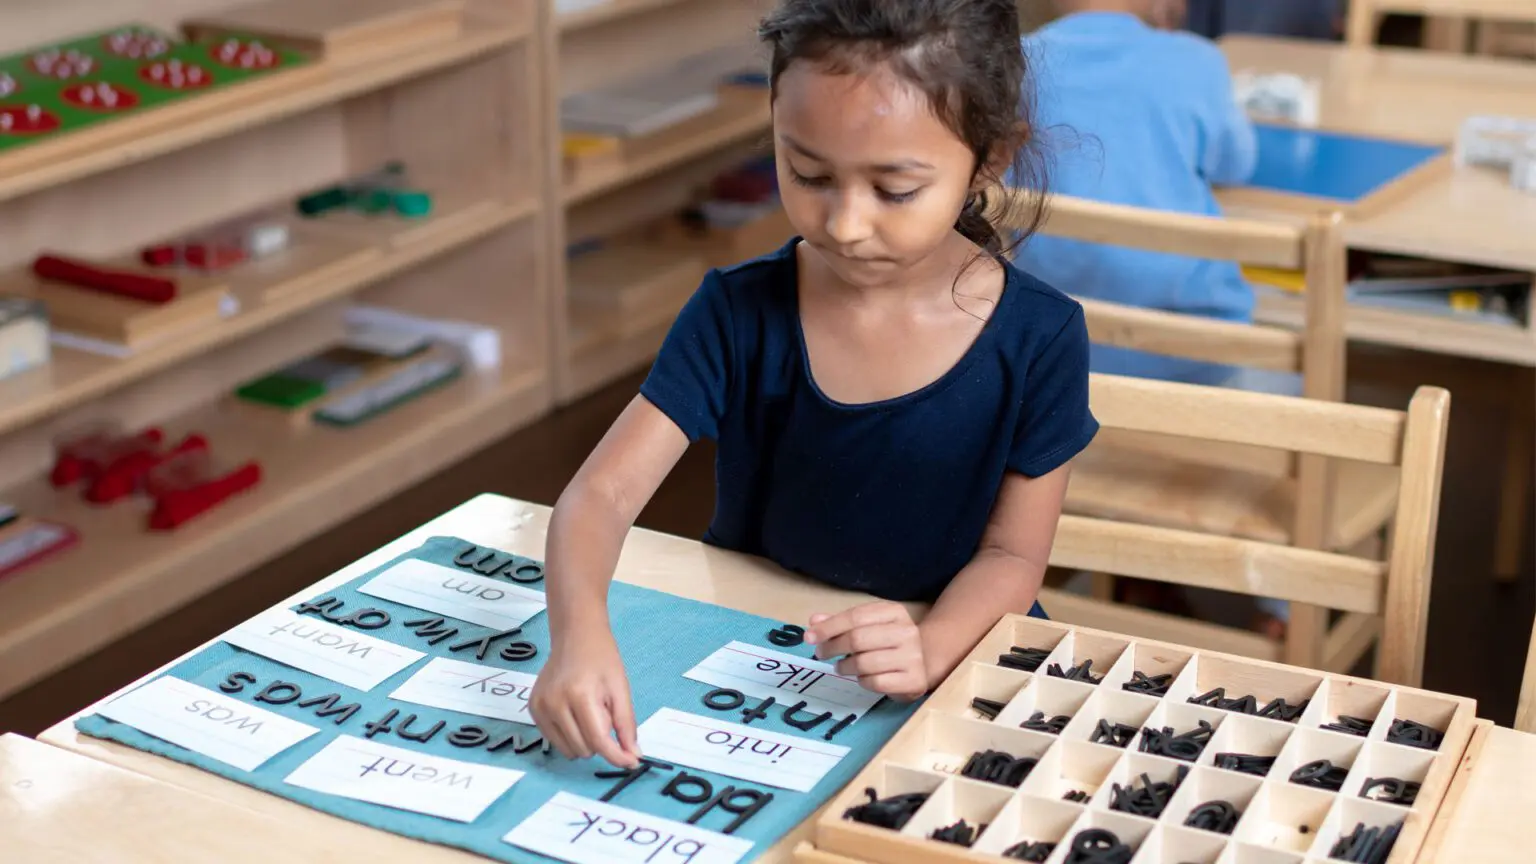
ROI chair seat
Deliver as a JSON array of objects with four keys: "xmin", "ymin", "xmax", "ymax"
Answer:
[{"xmin": 1065, "ymin": 440, "xmax": 1400, "ymax": 550}]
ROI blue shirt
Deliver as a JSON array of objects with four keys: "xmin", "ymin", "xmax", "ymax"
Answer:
[
  {"xmin": 639, "ymin": 239, "xmax": 1099, "ymax": 605},
  {"xmin": 1013, "ymin": 11, "xmax": 1258, "ymax": 323}
]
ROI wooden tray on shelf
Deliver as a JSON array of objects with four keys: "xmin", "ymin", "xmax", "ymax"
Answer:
[{"xmin": 802, "ymin": 615, "xmax": 1476, "ymax": 864}]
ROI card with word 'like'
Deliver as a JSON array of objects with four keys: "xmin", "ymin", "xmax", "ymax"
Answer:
[{"xmin": 684, "ymin": 641, "xmax": 883, "ymax": 720}]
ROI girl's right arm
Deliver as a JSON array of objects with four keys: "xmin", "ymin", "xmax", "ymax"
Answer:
[{"xmin": 531, "ymin": 394, "xmax": 691, "ymax": 768}]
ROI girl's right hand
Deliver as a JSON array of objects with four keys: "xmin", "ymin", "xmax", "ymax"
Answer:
[{"xmin": 528, "ymin": 628, "xmax": 642, "ymax": 768}]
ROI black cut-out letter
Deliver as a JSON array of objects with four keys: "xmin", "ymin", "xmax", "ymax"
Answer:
[
  {"xmin": 255, "ymin": 681, "xmax": 302, "ymax": 705},
  {"xmin": 688, "ymin": 787, "xmax": 774, "ymax": 835},
  {"xmin": 396, "ymin": 714, "xmax": 445, "ymax": 744},
  {"xmin": 364, "ymin": 708, "xmax": 398, "ymax": 739},
  {"xmin": 782, "ymin": 700, "xmax": 833, "ymax": 732},
  {"xmin": 499, "ymin": 641, "xmax": 538, "ymax": 662},
  {"xmin": 594, "ymin": 757, "xmax": 674, "ymax": 802},
  {"xmin": 219, "ymin": 672, "xmax": 256, "ymax": 694},
  {"xmin": 663, "ymin": 772, "xmax": 714, "ymax": 805},
  {"xmin": 741, "ymin": 696, "xmax": 776, "ymax": 725},
  {"xmin": 448, "ymin": 725, "xmax": 490, "ymax": 748},
  {"xmin": 450, "ymin": 627, "xmax": 523, "ymax": 662},
  {"xmin": 296, "ymin": 693, "xmax": 361, "ymax": 725},
  {"xmin": 404, "ymin": 616, "xmax": 460, "ymax": 646}
]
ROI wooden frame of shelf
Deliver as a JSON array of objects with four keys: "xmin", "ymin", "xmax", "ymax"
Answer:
[
  {"xmin": 551, "ymin": 0, "xmax": 778, "ymax": 402},
  {"xmin": 0, "ymin": 0, "xmax": 558, "ymax": 701}
]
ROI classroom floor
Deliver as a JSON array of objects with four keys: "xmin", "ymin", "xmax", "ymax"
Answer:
[{"xmin": 0, "ymin": 345, "xmax": 1531, "ymax": 734}]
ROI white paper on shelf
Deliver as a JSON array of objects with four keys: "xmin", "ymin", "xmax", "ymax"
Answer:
[{"xmin": 343, "ymin": 304, "xmax": 501, "ymax": 370}]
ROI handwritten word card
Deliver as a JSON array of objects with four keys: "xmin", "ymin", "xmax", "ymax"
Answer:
[
  {"xmin": 359, "ymin": 558, "xmax": 546, "ymax": 630},
  {"xmin": 97, "ymin": 677, "xmax": 318, "ymax": 772},
  {"xmin": 284, "ymin": 735, "xmax": 524, "ymax": 822},
  {"xmin": 635, "ymin": 707, "xmax": 849, "ymax": 793},
  {"xmin": 389, "ymin": 657, "xmax": 536, "ymax": 724},
  {"xmin": 504, "ymin": 791, "xmax": 752, "ymax": 864},
  {"xmin": 683, "ymin": 642, "xmax": 882, "ymax": 719},
  {"xmin": 222, "ymin": 608, "xmax": 424, "ymax": 691}
]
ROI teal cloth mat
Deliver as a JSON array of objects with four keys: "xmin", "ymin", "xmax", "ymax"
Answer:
[{"xmin": 76, "ymin": 536, "xmax": 921, "ymax": 862}]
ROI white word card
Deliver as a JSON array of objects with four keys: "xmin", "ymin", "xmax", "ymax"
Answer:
[
  {"xmin": 389, "ymin": 657, "xmax": 536, "ymax": 724},
  {"xmin": 684, "ymin": 641, "xmax": 882, "ymax": 719},
  {"xmin": 284, "ymin": 735, "xmax": 524, "ymax": 822},
  {"xmin": 96, "ymin": 677, "xmax": 318, "ymax": 772},
  {"xmin": 222, "ymin": 608, "xmax": 424, "ymax": 691},
  {"xmin": 358, "ymin": 558, "xmax": 546, "ymax": 630},
  {"xmin": 636, "ymin": 707, "xmax": 849, "ymax": 793},
  {"xmin": 503, "ymin": 791, "xmax": 752, "ymax": 864}
]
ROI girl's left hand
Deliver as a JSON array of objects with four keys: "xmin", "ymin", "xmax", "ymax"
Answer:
[{"xmin": 805, "ymin": 601, "xmax": 928, "ymax": 701}]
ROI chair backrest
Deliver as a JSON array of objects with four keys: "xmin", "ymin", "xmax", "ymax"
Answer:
[
  {"xmin": 1018, "ymin": 194, "xmax": 1348, "ymax": 404},
  {"xmin": 1049, "ymin": 373, "xmax": 1450, "ymax": 687},
  {"xmin": 1347, "ymin": 1, "xmax": 1536, "ymax": 48}
]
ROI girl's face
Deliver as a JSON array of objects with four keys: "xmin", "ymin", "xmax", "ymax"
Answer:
[{"xmin": 772, "ymin": 61, "xmax": 980, "ymax": 288}]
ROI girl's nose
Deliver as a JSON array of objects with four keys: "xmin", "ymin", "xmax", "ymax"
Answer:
[{"xmin": 824, "ymin": 191, "xmax": 874, "ymax": 247}]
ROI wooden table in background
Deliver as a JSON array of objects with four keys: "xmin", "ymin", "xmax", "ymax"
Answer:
[
  {"xmin": 1219, "ymin": 34, "xmax": 1536, "ymax": 580},
  {"xmin": 1, "ymin": 731, "xmax": 359, "ymax": 862},
  {"xmin": 1219, "ymin": 34, "xmax": 1536, "ymax": 365},
  {"xmin": 35, "ymin": 493, "xmax": 903, "ymax": 864}
]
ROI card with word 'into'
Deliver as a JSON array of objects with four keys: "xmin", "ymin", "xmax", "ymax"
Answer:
[
  {"xmin": 96, "ymin": 677, "xmax": 318, "ymax": 772},
  {"xmin": 388, "ymin": 657, "xmax": 536, "ymax": 724},
  {"xmin": 284, "ymin": 735, "xmax": 525, "ymax": 822},
  {"xmin": 221, "ymin": 608, "xmax": 425, "ymax": 691},
  {"xmin": 683, "ymin": 641, "xmax": 882, "ymax": 720},
  {"xmin": 503, "ymin": 791, "xmax": 753, "ymax": 864},
  {"xmin": 635, "ymin": 707, "xmax": 849, "ymax": 793},
  {"xmin": 358, "ymin": 558, "xmax": 547, "ymax": 630}
]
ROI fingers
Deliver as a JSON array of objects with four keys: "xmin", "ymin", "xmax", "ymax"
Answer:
[
  {"xmin": 815, "ymin": 620, "xmax": 919, "ymax": 662},
  {"xmin": 540, "ymin": 703, "xmax": 588, "ymax": 760},
  {"xmin": 834, "ymin": 644, "xmax": 923, "ymax": 678},
  {"xmin": 858, "ymin": 670, "xmax": 927, "ymax": 701},
  {"xmin": 573, "ymin": 696, "xmax": 633, "ymax": 769},
  {"xmin": 609, "ymin": 684, "xmax": 642, "ymax": 765},
  {"xmin": 807, "ymin": 602, "xmax": 907, "ymax": 654}
]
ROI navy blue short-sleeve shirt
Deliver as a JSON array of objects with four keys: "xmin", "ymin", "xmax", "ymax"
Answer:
[{"xmin": 640, "ymin": 239, "xmax": 1098, "ymax": 604}]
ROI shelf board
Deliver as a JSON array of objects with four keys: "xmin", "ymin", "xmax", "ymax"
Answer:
[
  {"xmin": 0, "ymin": 193, "xmax": 539, "ymax": 440},
  {"xmin": 564, "ymin": 243, "xmax": 702, "ymax": 399},
  {"xmin": 1254, "ymin": 287, "xmax": 1536, "ymax": 366},
  {"xmin": 0, "ymin": 20, "xmax": 532, "ymax": 205},
  {"xmin": 0, "ymin": 352, "xmax": 551, "ymax": 700},
  {"xmin": 557, "ymin": 0, "xmax": 687, "ymax": 32},
  {"xmin": 563, "ymin": 86, "xmax": 770, "ymax": 206}
]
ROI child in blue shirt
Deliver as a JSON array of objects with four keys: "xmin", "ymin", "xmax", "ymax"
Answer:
[
  {"xmin": 1015, "ymin": 0, "xmax": 1291, "ymax": 634},
  {"xmin": 530, "ymin": 0, "xmax": 1098, "ymax": 768},
  {"xmin": 1015, "ymin": 0, "xmax": 1260, "ymax": 385}
]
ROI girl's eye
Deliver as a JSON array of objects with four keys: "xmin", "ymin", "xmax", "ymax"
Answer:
[
  {"xmin": 878, "ymin": 188, "xmax": 919, "ymax": 204},
  {"xmin": 789, "ymin": 169, "xmax": 830, "ymax": 188}
]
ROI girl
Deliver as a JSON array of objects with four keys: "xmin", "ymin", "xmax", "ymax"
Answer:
[{"xmin": 529, "ymin": 0, "xmax": 1098, "ymax": 769}]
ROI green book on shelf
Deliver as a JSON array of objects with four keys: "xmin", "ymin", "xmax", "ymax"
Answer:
[{"xmin": 235, "ymin": 374, "xmax": 328, "ymax": 408}]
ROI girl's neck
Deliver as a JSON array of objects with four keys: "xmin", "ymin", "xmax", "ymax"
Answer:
[{"xmin": 808, "ymin": 231, "xmax": 990, "ymax": 307}]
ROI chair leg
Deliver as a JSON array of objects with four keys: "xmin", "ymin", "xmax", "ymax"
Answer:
[
  {"xmin": 1090, "ymin": 572, "xmax": 1115, "ymax": 601},
  {"xmin": 1493, "ymin": 369, "xmax": 1534, "ymax": 581}
]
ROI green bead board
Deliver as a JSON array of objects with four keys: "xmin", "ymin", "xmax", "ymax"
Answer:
[{"xmin": 0, "ymin": 24, "xmax": 310, "ymax": 154}]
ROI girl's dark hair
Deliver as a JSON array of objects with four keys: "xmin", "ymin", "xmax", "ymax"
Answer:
[{"xmin": 758, "ymin": 0, "xmax": 1048, "ymax": 257}]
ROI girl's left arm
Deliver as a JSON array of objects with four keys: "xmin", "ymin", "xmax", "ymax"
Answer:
[{"xmin": 917, "ymin": 463, "xmax": 1072, "ymax": 689}]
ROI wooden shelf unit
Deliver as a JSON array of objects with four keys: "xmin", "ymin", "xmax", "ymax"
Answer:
[
  {"xmin": 0, "ymin": 0, "xmax": 557, "ymax": 700},
  {"xmin": 551, "ymin": 0, "xmax": 777, "ymax": 402}
]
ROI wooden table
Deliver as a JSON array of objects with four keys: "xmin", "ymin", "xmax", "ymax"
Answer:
[
  {"xmin": 1218, "ymin": 35, "xmax": 1536, "ymax": 366},
  {"xmin": 1417, "ymin": 720, "xmax": 1536, "ymax": 862},
  {"xmin": 35, "ymin": 493, "xmax": 900, "ymax": 863},
  {"xmin": 0, "ymin": 731, "xmax": 363, "ymax": 862}
]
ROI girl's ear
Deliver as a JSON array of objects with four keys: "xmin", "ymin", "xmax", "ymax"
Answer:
[{"xmin": 972, "ymin": 121, "xmax": 1029, "ymax": 193}]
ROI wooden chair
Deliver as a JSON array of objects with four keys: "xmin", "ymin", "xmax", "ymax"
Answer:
[
  {"xmin": 1004, "ymin": 193, "xmax": 1402, "ymax": 673},
  {"xmin": 1046, "ymin": 373, "xmax": 1449, "ymax": 688},
  {"xmin": 1346, "ymin": 1, "xmax": 1536, "ymax": 52}
]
